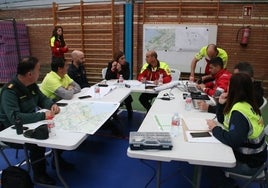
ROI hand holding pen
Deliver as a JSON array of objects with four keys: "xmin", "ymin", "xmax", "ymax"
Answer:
[{"xmin": 206, "ymin": 116, "xmax": 217, "ymax": 130}]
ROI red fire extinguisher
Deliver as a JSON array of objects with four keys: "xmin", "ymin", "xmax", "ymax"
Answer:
[{"xmin": 236, "ymin": 26, "xmax": 251, "ymax": 47}]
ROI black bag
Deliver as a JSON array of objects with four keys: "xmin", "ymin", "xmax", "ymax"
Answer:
[{"xmin": 1, "ymin": 166, "xmax": 33, "ymax": 188}]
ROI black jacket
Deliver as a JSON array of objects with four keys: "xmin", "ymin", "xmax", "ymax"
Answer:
[{"xmin": 105, "ymin": 61, "xmax": 130, "ymax": 80}]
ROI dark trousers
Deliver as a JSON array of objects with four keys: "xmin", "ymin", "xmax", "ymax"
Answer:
[
  {"xmin": 5, "ymin": 142, "xmax": 46, "ymax": 177},
  {"xmin": 124, "ymin": 95, "xmax": 133, "ymax": 115},
  {"xmin": 139, "ymin": 93, "xmax": 157, "ymax": 112}
]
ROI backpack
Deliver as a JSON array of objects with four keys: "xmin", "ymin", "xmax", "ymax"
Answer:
[{"xmin": 1, "ymin": 166, "xmax": 33, "ymax": 188}]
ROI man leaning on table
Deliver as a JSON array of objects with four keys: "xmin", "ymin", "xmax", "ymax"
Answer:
[
  {"xmin": 198, "ymin": 62, "xmax": 264, "ymax": 113},
  {"xmin": 0, "ymin": 56, "xmax": 60, "ymax": 185},
  {"xmin": 137, "ymin": 50, "xmax": 172, "ymax": 112},
  {"xmin": 40, "ymin": 56, "xmax": 80, "ymax": 171},
  {"xmin": 40, "ymin": 56, "xmax": 81, "ymax": 101},
  {"xmin": 189, "ymin": 44, "xmax": 228, "ymax": 82},
  {"xmin": 197, "ymin": 57, "xmax": 231, "ymax": 97}
]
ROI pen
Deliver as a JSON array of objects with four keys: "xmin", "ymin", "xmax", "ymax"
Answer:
[{"xmin": 154, "ymin": 115, "xmax": 164, "ymax": 131}]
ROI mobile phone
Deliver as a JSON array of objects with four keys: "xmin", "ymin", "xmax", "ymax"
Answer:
[
  {"xmin": 125, "ymin": 84, "xmax": 131, "ymax": 88},
  {"xmin": 78, "ymin": 95, "xmax": 92, "ymax": 99},
  {"xmin": 98, "ymin": 84, "xmax": 108, "ymax": 87},
  {"xmin": 190, "ymin": 132, "xmax": 211, "ymax": 138},
  {"xmin": 56, "ymin": 102, "xmax": 68, "ymax": 107},
  {"xmin": 145, "ymin": 85, "xmax": 156, "ymax": 89}
]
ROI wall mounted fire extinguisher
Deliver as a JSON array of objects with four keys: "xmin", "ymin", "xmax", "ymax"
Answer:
[{"xmin": 236, "ymin": 26, "xmax": 251, "ymax": 47}]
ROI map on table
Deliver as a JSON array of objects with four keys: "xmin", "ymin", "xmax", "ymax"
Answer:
[{"xmin": 53, "ymin": 101, "xmax": 120, "ymax": 134}]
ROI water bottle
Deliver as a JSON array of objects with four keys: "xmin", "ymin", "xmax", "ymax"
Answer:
[
  {"xmin": 158, "ymin": 73, "xmax": 163, "ymax": 85},
  {"xmin": 118, "ymin": 74, "xmax": 124, "ymax": 88},
  {"xmin": 47, "ymin": 116, "xmax": 56, "ymax": 137},
  {"xmin": 185, "ymin": 94, "xmax": 192, "ymax": 111},
  {"xmin": 15, "ymin": 116, "xmax": 23, "ymax": 135},
  {"xmin": 170, "ymin": 113, "xmax": 180, "ymax": 137},
  {"xmin": 94, "ymin": 85, "xmax": 100, "ymax": 98}
]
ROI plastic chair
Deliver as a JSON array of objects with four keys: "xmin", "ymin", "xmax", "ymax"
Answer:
[
  {"xmin": 260, "ymin": 97, "xmax": 267, "ymax": 111},
  {"xmin": 102, "ymin": 67, "xmax": 107, "ymax": 79},
  {"xmin": 170, "ymin": 68, "xmax": 181, "ymax": 81},
  {"xmin": 225, "ymin": 125, "xmax": 268, "ymax": 188}
]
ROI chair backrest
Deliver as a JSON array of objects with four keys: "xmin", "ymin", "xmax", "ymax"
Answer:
[
  {"xmin": 102, "ymin": 67, "xmax": 107, "ymax": 79},
  {"xmin": 170, "ymin": 68, "xmax": 181, "ymax": 81},
  {"xmin": 260, "ymin": 97, "xmax": 267, "ymax": 111}
]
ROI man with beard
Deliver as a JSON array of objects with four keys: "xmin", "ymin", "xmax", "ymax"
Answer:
[{"xmin": 68, "ymin": 50, "xmax": 90, "ymax": 88}]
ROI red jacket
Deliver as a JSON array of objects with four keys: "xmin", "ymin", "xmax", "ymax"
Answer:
[
  {"xmin": 204, "ymin": 69, "xmax": 232, "ymax": 96},
  {"xmin": 50, "ymin": 36, "xmax": 68, "ymax": 58},
  {"xmin": 137, "ymin": 61, "xmax": 172, "ymax": 83}
]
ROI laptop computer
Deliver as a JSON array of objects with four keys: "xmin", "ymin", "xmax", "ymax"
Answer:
[
  {"xmin": 187, "ymin": 85, "xmax": 200, "ymax": 93},
  {"xmin": 190, "ymin": 93, "xmax": 210, "ymax": 100}
]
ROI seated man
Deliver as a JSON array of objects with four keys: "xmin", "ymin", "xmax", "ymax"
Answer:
[
  {"xmin": 68, "ymin": 50, "xmax": 90, "ymax": 88},
  {"xmin": 0, "ymin": 56, "xmax": 60, "ymax": 185},
  {"xmin": 197, "ymin": 57, "xmax": 231, "ymax": 97},
  {"xmin": 198, "ymin": 62, "xmax": 264, "ymax": 113},
  {"xmin": 40, "ymin": 57, "xmax": 79, "ymax": 170},
  {"xmin": 40, "ymin": 57, "xmax": 81, "ymax": 101},
  {"xmin": 137, "ymin": 50, "xmax": 172, "ymax": 112}
]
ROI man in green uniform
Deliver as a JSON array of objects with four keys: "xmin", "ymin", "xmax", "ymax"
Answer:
[{"xmin": 0, "ymin": 56, "xmax": 60, "ymax": 185}]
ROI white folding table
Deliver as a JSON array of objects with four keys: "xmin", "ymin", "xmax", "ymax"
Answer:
[{"xmin": 127, "ymin": 88, "xmax": 236, "ymax": 188}]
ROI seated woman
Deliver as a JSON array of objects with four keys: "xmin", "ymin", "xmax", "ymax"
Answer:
[
  {"xmin": 105, "ymin": 50, "xmax": 133, "ymax": 118},
  {"xmin": 206, "ymin": 73, "xmax": 267, "ymax": 188}
]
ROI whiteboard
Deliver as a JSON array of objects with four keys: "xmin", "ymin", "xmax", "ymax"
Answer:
[{"xmin": 143, "ymin": 24, "xmax": 217, "ymax": 73}]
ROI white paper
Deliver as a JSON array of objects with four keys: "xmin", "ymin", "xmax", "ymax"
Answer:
[
  {"xmin": 153, "ymin": 81, "xmax": 180, "ymax": 92},
  {"xmin": 183, "ymin": 117, "xmax": 209, "ymax": 131},
  {"xmin": 154, "ymin": 114, "xmax": 173, "ymax": 131},
  {"xmin": 86, "ymin": 86, "xmax": 117, "ymax": 98},
  {"xmin": 124, "ymin": 80, "xmax": 143, "ymax": 87}
]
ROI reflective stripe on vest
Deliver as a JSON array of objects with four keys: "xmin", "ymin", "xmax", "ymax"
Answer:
[
  {"xmin": 140, "ymin": 61, "xmax": 171, "ymax": 75},
  {"xmin": 237, "ymin": 140, "xmax": 266, "ymax": 154}
]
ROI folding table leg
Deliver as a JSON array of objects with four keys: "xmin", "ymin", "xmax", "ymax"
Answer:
[
  {"xmin": 53, "ymin": 149, "xmax": 69, "ymax": 188},
  {"xmin": 193, "ymin": 165, "xmax": 202, "ymax": 188},
  {"xmin": 156, "ymin": 161, "xmax": 162, "ymax": 188}
]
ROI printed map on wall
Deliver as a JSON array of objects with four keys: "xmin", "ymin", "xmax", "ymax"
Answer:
[
  {"xmin": 144, "ymin": 28, "xmax": 176, "ymax": 51},
  {"xmin": 176, "ymin": 27, "xmax": 209, "ymax": 51},
  {"xmin": 53, "ymin": 101, "xmax": 120, "ymax": 134},
  {"xmin": 144, "ymin": 26, "xmax": 208, "ymax": 52},
  {"xmin": 143, "ymin": 24, "xmax": 217, "ymax": 73}
]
